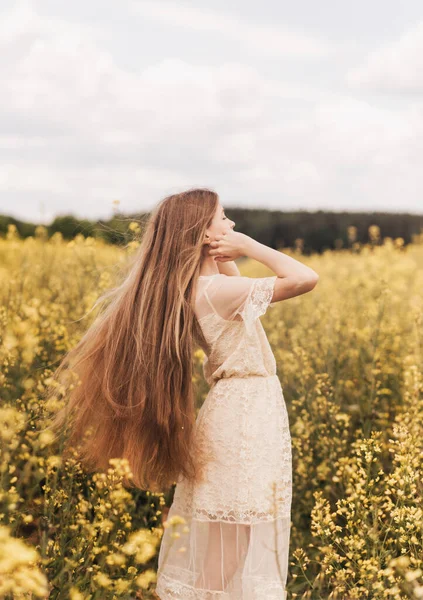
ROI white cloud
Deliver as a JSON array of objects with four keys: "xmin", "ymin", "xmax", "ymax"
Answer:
[
  {"xmin": 0, "ymin": 1, "xmax": 422, "ymax": 223},
  {"xmin": 346, "ymin": 21, "xmax": 423, "ymax": 94},
  {"xmin": 0, "ymin": 163, "xmax": 68, "ymax": 193},
  {"xmin": 131, "ymin": 0, "xmax": 333, "ymax": 60}
]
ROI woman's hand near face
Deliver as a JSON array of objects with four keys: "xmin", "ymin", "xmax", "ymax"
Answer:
[{"xmin": 208, "ymin": 230, "xmax": 250, "ymax": 262}]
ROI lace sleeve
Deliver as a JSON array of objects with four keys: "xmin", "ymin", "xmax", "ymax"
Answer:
[
  {"xmin": 204, "ymin": 274, "xmax": 277, "ymax": 328},
  {"xmin": 239, "ymin": 276, "xmax": 277, "ymax": 333}
]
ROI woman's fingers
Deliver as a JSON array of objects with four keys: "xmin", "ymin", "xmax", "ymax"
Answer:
[{"xmin": 209, "ymin": 239, "xmax": 231, "ymax": 259}]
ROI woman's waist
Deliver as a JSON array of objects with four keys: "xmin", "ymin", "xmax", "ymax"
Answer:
[{"xmin": 211, "ymin": 373, "xmax": 279, "ymax": 386}]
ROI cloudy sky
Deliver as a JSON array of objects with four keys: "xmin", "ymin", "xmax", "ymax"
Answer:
[{"xmin": 1, "ymin": 0, "xmax": 422, "ymax": 224}]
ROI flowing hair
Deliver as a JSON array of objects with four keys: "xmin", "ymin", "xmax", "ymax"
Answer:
[{"xmin": 43, "ymin": 188, "xmax": 218, "ymax": 493}]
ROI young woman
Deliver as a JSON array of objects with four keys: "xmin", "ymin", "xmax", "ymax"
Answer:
[
  {"xmin": 154, "ymin": 190, "xmax": 318, "ymax": 600},
  {"xmin": 48, "ymin": 188, "xmax": 318, "ymax": 599}
]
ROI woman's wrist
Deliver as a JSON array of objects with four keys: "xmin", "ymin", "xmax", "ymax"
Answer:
[{"xmin": 242, "ymin": 236, "xmax": 260, "ymax": 258}]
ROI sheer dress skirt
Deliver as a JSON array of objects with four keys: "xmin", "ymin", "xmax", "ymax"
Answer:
[{"xmin": 155, "ymin": 374, "xmax": 292, "ymax": 600}]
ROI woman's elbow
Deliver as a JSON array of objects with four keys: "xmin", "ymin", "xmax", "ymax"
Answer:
[{"xmin": 303, "ymin": 272, "xmax": 319, "ymax": 290}]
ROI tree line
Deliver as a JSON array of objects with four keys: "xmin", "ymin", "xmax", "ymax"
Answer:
[{"xmin": 1, "ymin": 208, "xmax": 422, "ymax": 254}]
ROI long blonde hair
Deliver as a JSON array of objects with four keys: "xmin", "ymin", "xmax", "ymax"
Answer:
[{"xmin": 44, "ymin": 188, "xmax": 218, "ymax": 493}]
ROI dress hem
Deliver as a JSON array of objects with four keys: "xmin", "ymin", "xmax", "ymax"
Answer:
[{"xmin": 155, "ymin": 571, "xmax": 288, "ymax": 600}]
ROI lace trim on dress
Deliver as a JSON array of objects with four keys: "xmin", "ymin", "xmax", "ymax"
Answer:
[
  {"xmin": 191, "ymin": 504, "xmax": 292, "ymax": 523},
  {"xmin": 155, "ymin": 572, "xmax": 288, "ymax": 600}
]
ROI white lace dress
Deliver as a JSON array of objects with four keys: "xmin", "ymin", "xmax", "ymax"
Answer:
[{"xmin": 155, "ymin": 273, "xmax": 292, "ymax": 600}]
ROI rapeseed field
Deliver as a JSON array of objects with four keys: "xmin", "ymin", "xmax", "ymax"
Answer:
[{"xmin": 0, "ymin": 223, "xmax": 422, "ymax": 599}]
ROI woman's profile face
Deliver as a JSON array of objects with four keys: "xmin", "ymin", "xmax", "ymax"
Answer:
[{"xmin": 206, "ymin": 203, "xmax": 235, "ymax": 242}]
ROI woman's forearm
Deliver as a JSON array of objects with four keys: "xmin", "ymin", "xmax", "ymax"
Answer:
[{"xmin": 242, "ymin": 238, "xmax": 318, "ymax": 281}]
